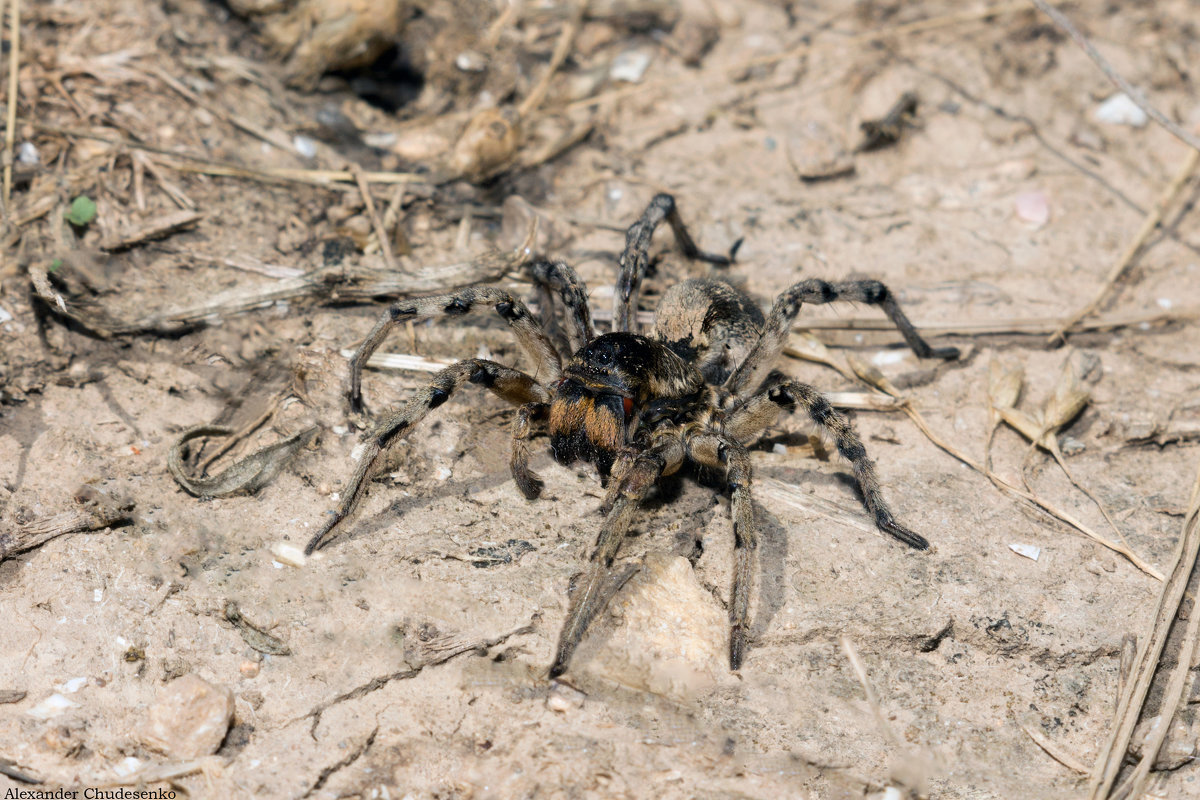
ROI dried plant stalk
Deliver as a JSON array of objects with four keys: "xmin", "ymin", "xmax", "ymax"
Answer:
[{"xmin": 845, "ymin": 354, "xmax": 1163, "ymax": 580}]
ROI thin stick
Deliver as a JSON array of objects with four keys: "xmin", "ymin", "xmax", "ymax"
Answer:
[
  {"xmin": 2, "ymin": 0, "xmax": 20, "ymax": 209},
  {"xmin": 840, "ymin": 637, "xmax": 903, "ymax": 749},
  {"xmin": 1031, "ymin": 0, "xmax": 1200, "ymax": 154},
  {"xmin": 517, "ymin": 1, "xmax": 585, "ymax": 119},
  {"xmin": 1017, "ymin": 720, "xmax": 1090, "ymax": 775},
  {"xmin": 350, "ymin": 163, "xmax": 397, "ymax": 272},
  {"xmin": 1087, "ymin": 461, "xmax": 1200, "ymax": 799},
  {"xmin": 1049, "ymin": 147, "xmax": 1200, "ymax": 343}
]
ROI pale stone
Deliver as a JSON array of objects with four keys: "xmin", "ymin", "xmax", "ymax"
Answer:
[{"xmin": 140, "ymin": 674, "xmax": 233, "ymax": 759}]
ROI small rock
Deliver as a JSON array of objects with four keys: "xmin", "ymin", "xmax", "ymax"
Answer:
[
  {"xmin": 546, "ymin": 694, "xmax": 570, "ymax": 713},
  {"xmin": 27, "ymin": 693, "xmax": 78, "ymax": 720},
  {"xmin": 1014, "ymin": 191, "xmax": 1050, "ymax": 228},
  {"xmin": 292, "ymin": 135, "xmax": 318, "ymax": 159},
  {"xmin": 239, "ymin": 660, "xmax": 261, "ymax": 679},
  {"xmin": 270, "ymin": 542, "xmax": 308, "ymax": 568},
  {"xmin": 1008, "ymin": 543, "xmax": 1041, "ymax": 561},
  {"xmin": 16, "ymin": 141, "xmax": 39, "ymax": 164},
  {"xmin": 139, "ymin": 674, "xmax": 233, "ymax": 759},
  {"xmin": 610, "ymin": 49, "xmax": 653, "ymax": 83},
  {"xmin": 583, "ymin": 553, "xmax": 726, "ymax": 697},
  {"xmin": 1094, "ymin": 93, "xmax": 1148, "ymax": 127}
]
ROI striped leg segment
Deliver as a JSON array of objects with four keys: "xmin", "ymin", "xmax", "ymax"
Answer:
[
  {"xmin": 529, "ymin": 259, "xmax": 595, "ymax": 354},
  {"xmin": 510, "ymin": 402, "xmax": 549, "ymax": 500},
  {"xmin": 726, "ymin": 278, "xmax": 959, "ymax": 397},
  {"xmin": 307, "ymin": 360, "xmax": 550, "ymax": 554},
  {"xmin": 348, "ymin": 288, "xmax": 562, "ymax": 413},
  {"xmin": 550, "ymin": 433, "xmax": 686, "ymax": 677},
  {"xmin": 729, "ymin": 379, "xmax": 929, "ymax": 551},
  {"xmin": 614, "ymin": 193, "xmax": 741, "ymax": 333},
  {"xmin": 686, "ymin": 431, "xmax": 756, "ymax": 670}
]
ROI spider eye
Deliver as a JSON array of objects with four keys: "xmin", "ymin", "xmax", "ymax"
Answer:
[{"xmin": 595, "ymin": 348, "xmax": 613, "ymax": 366}]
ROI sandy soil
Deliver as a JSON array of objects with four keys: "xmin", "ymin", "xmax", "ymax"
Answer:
[{"xmin": 2, "ymin": 1, "xmax": 1200, "ymax": 798}]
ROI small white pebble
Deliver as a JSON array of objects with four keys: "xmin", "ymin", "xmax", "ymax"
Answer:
[
  {"xmin": 1014, "ymin": 191, "xmax": 1050, "ymax": 228},
  {"xmin": 1009, "ymin": 543, "xmax": 1041, "ymax": 561},
  {"xmin": 871, "ymin": 350, "xmax": 908, "ymax": 367},
  {"xmin": 333, "ymin": 425, "xmax": 350, "ymax": 436},
  {"xmin": 1094, "ymin": 93, "xmax": 1148, "ymax": 127},
  {"xmin": 1157, "ymin": 297, "xmax": 1173, "ymax": 309},
  {"xmin": 772, "ymin": 443, "xmax": 788, "ymax": 455},
  {"xmin": 330, "ymin": 492, "xmax": 340, "ymax": 502},
  {"xmin": 0, "ymin": 305, "xmax": 11, "ymax": 324},
  {"xmin": 272, "ymin": 560, "xmax": 285, "ymax": 569},
  {"xmin": 93, "ymin": 589, "xmax": 103, "ymax": 603},
  {"xmin": 113, "ymin": 757, "xmax": 142, "ymax": 777},
  {"xmin": 547, "ymin": 694, "xmax": 571, "ymax": 713},
  {"xmin": 56, "ymin": 677, "xmax": 88, "ymax": 693},
  {"xmin": 610, "ymin": 50, "xmax": 653, "ymax": 83},
  {"xmin": 271, "ymin": 542, "xmax": 308, "ymax": 568},
  {"xmin": 455, "ymin": 50, "xmax": 487, "ymax": 72},
  {"xmin": 435, "ymin": 466, "xmax": 453, "ymax": 481},
  {"xmin": 293, "ymin": 136, "xmax": 318, "ymax": 158},
  {"xmin": 27, "ymin": 693, "xmax": 78, "ymax": 719},
  {"xmin": 16, "ymin": 141, "xmax": 39, "ymax": 164}
]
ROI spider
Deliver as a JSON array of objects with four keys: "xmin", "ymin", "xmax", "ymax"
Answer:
[{"xmin": 305, "ymin": 193, "xmax": 959, "ymax": 677}]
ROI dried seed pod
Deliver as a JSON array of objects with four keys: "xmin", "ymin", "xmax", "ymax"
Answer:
[
  {"xmin": 987, "ymin": 359, "xmax": 1023, "ymax": 411},
  {"xmin": 451, "ymin": 107, "xmax": 521, "ymax": 181},
  {"xmin": 1044, "ymin": 354, "xmax": 1090, "ymax": 431}
]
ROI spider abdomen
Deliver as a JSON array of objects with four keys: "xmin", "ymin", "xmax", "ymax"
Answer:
[{"xmin": 653, "ymin": 279, "xmax": 764, "ymax": 386}]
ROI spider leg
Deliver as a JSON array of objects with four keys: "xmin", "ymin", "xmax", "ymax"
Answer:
[
  {"xmin": 550, "ymin": 433, "xmax": 686, "ymax": 678},
  {"xmin": 725, "ymin": 278, "xmax": 959, "ymax": 397},
  {"xmin": 511, "ymin": 401, "xmax": 550, "ymax": 499},
  {"xmin": 726, "ymin": 379, "xmax": 929, "ymax": 551},
  {"xmin": 307, "ymin": 359, "xmax": 550, "ymax": 555},
  {"xmin": 529, "ymin": 258, "xmax": 596, "ymax": 353},
  {"xmin": 348, "ymin": 288, "xmax": 562, "ymax": 413},
  {"xmin": 614, "ymin": 193, "xmax": 742, "ymax": 334},
  {"xmin": 685, "ymin": 431, "xmax": 756, "ymax": 671}
]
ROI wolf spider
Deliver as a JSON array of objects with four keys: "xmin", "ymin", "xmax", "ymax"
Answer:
[{"xmin": 306, "ymin": 193, "xmax": 958, "ymax": 677}]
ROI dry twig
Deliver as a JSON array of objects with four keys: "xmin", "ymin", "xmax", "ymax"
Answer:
[
  {"xmin": 1049, "ymin": 147, "xmax": 1200, "ymax": 343},
  {"xmin": 0, "ymin": 486, "xmax": 134, "ymax": 562},
  {"xmin": 1031, "ymin": 0, "xmax": 1200, "ymax": 154},
  {"xmin": 1088, "ymin": 461, "xmax": 1200, "ymax": 799},
  {"xmin": 2, "ymin": 0, "xmax": 20, "ymax": 210}
]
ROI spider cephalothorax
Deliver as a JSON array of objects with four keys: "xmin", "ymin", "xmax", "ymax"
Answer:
[
  {"xmin": 306, "ymin": 193, "xmax": 959, "ymax": 678},
  {"xmin": 549, "ymin": 333, "xmax": 706, "ymax": 478}
]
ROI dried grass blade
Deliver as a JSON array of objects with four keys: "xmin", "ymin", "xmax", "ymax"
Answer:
[
  {"xmin": 1088, "ymin": 460, "xmax": 1200, "ymax": 798},
  {"xmin": 844, "ymin": 355, "xmax": 1164, "ymax": 581}
]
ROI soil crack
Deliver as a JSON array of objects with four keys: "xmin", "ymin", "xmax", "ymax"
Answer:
[{"xmin": 303, "ymin": 621, "xmax": 534, "ymax": 736}]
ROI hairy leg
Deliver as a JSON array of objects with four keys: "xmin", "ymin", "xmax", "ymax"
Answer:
[
  {"xmin": 550, "ymin": 433, "xmax": 686, "ymax": 677},
  {"xmin": 308, "ymin": 360, "xmax": 550, "ymax": 554},
  {"xmin": 510, "ymin": 402, "xmax": 549, "ymax": 499},
  {"xmin": 686, "ymin": 430, "xmax": 756, "ymax": 670},
  {"xmin": 614, "ymin": 193, "xmax": 741, "ymax": 333},
  {"xmin": 348, "ymin": 287, "xmax": 561, "ymax": 413},
  {"xmin": 529, "ymin": 259, "xmax": 595, "ymax": 355},
  {"xmin": 726, "ymin": 379, "xmax": 929, "ymax": 550},
  {"xmin": 725, "ymin": 278, "xmax": 958, "ymax": 397}
]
